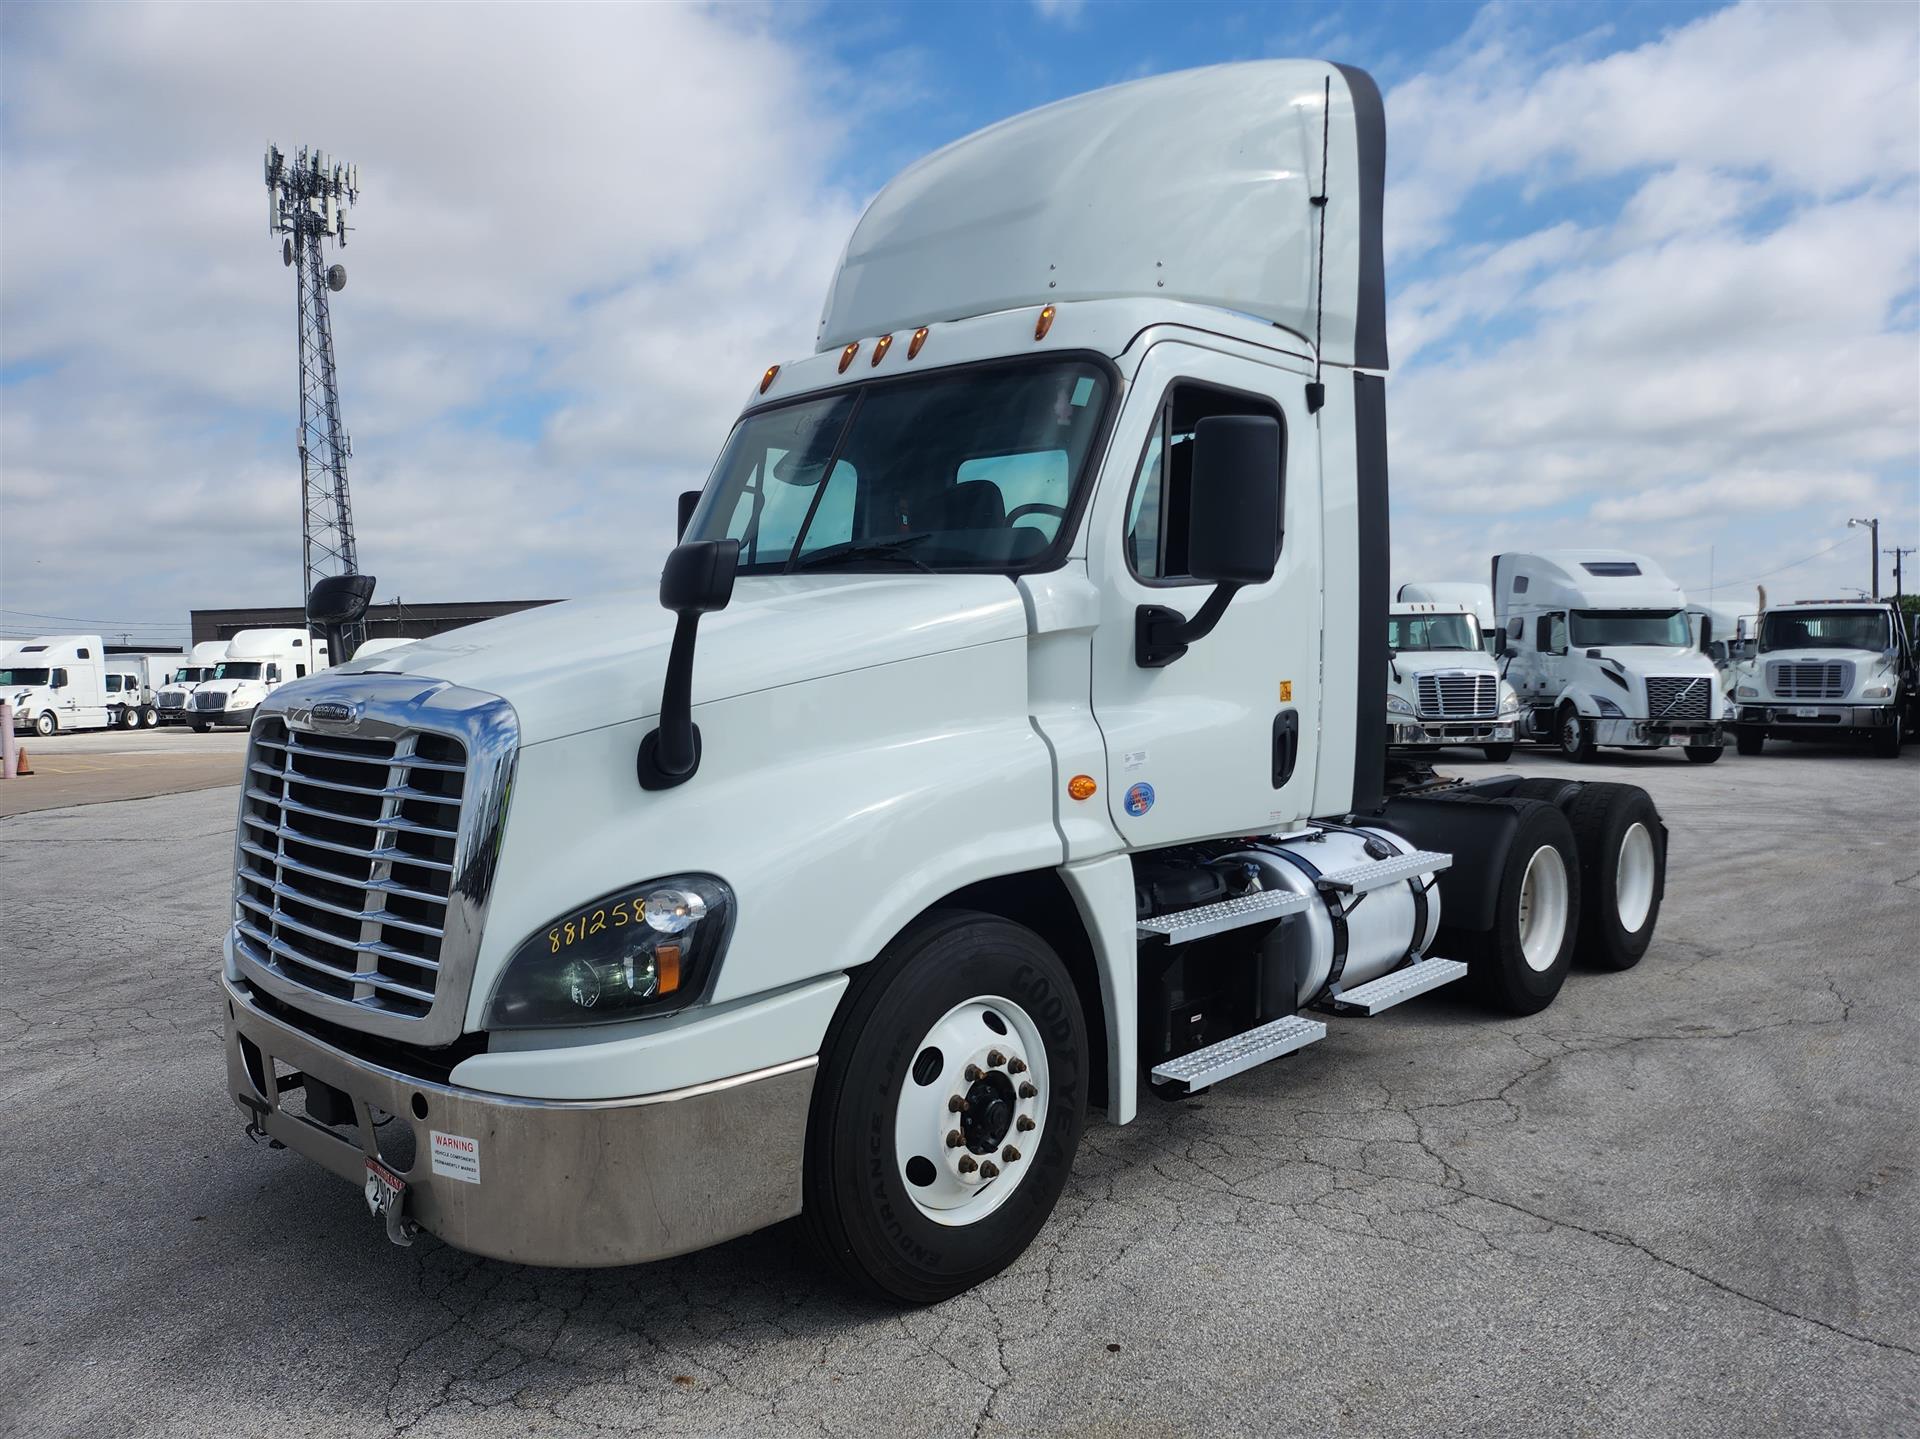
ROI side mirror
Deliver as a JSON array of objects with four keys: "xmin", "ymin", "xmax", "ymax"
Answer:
[
  {"xmin": 1136, "ymin": 415, "xmax": 1282, "ymax": 667},
  {"xmin": 638, "ymin": 539, "xmax": 741, "ymax": 790},
  {"xmin": 677, "ymin": 490, "xmax": 702, "ymax": 541},
  {"xmin": 308, "ymin": 572, "xmax": 376, "ymax": 663},
  {"xmin": 1699, "ymin": 616, "xmax": 1713, "ymax": 652},
  {"xmin": 1492, "ymin": 630, "xmax": 1508, "ymax": 657}
]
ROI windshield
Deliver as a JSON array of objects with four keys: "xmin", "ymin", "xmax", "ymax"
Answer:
[
  {"xmin": 171, "ymin": 667, "xmax": 209, "ymax": 684},
  {"xmin": 1387, "ymin": 614, "xmax": 1477, "ymax": 651},
  {"xmin": 1760, "ymin": 609, "xmax": 1890, "ymax": 653},
  {"xmin": 215, "ymin": 662, "xmax": 262, "ymax": 680},
  {"xmin": 1569, "ymin": 609, "xmax": 1690, "ymax": 648},
  {"xmin": 685, "ymin": 358, "xmax": 1112, "ymax": 574},
  {"xmin": 1, "ymin": 668, "xmax": 52, "ymax": 687}
]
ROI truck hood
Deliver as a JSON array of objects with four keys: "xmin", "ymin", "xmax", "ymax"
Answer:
[
  {"xmin": 1756, "ymin": 647, "xmax": 1893, "ymax": 670},
  {"xmin": 1580, "ymin": 646, "xmax": 1717, "ymax": 677},
  {"xmin": 8, "ymin": 686, "xmax": 52, "ymax": 709},
  {"xmin": 335, "ymin": 573, "xmax": 1030, "ymax": 745},
  {"xmin": 1388, "ymin": 650, "xmax": 1494, "ymax": 678}
]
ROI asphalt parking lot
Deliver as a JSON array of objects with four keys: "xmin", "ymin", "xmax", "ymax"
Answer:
[
  {"xmin": 0, "ymin": 726, "xmax": 248, "ymax": 817},
  {"xmin": 1, "ymin": 742, "xmax": 1915, "ymax": 1437}
]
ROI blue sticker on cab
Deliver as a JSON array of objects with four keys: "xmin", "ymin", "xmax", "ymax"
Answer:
[{"xmin": 1123, "ymin": 782, "xmax": 1155, "ymax": 817}]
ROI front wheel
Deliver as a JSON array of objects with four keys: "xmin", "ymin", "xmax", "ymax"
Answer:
[
  {"xmin": 803, "ymin": 912, "xmax": 1088, "ymax": 1304},
  {"xmin": 1558, "ymin": 704, "xmax": 1597, "ymax": 763},
  {"xmin": 1481, "ymin": 742, "xmax": 1516, "ymax": 762},
  {"xmin": 1683, "ymin": 744, "xmax": 1722, "ymax": 764},
  {"xmin": 1735, "ymin": 726, "xmax": 1766, "ymax": 756},
  {"xmin": 33, "ymin": 711, "xmax": 57, "ymax": 738},
  {"xmin": 190, "ymin": 718, "xmax": 210, "ymax": 734},
  {"xmin": 1871, "ymin": 710, "xmax": 1903, "ymax": 758}
]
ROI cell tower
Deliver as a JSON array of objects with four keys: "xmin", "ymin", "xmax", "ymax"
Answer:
[{"xmin": 265, "ymin": 143, "xmax": 368, "ymax": 651}]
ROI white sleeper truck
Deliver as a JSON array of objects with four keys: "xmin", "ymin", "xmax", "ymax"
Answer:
[
  {"xmin": 157, "ymin": 641, "xmax": 234, "ymax": 725},
  {"xmin": 1385, "ymin": 602, "xmax": 1519, "ymax": 760},
  {"xmin": 4, "ymin": 634, "xmax": 113, "ymax": 736},
  {"xmin": 1732, "ymin": 598, "xmax": 1914, "ymax": 757},
  {"xmin": 189, "ymin": 629, "xmax": 329, "ymax": 731},
  {"xmin": 1494, "ymin": 550, "xmax": 1726, "ymax": 763},
  {"xmin": 1396, "ymin": 581, "xmax": 1496, "ymax": 651},
  {"xmin": 221, "ymin": 62, "xmax": 1674, "ymax": 1304}
]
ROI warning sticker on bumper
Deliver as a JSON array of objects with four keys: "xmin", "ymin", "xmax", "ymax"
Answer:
[{"xmin": 429, "ymin": 1130, "xmax": 481, "ymax": 1184}]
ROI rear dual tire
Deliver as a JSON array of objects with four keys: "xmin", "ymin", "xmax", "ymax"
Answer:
[{"xmin": 1446, "ymin": 799, "xmax": 1582, "ymax": 1015}]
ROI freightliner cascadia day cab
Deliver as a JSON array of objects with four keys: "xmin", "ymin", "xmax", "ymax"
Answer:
[
  {"xmin": 4, "ymin": 635, "xmax": 113, "ymax": 736},
  {"xmin": 1732, "ymin": 599, "xmax": 1915, "ymax": 757},
  {"xmin": 1396, "ymin": 581, "xmax": 1496, "ymax": 651},
  {"xmin": 1385, "ymin": 603, "xmax": 1519, "ymax": 760},
  {"xmin": 221, "ymin": 62, "xmax": 1675, "ymax": 1303},
  {"xmin": 157, "ymin": 640, "xmax": 234, "ymax": 724},
  {"xmin": 1494, "ymin": 550, "xmax": 1726, "ymax": 763},
  {"xmin": 189, "ymin": 629, "xmax": 329, "ymax": 731}
]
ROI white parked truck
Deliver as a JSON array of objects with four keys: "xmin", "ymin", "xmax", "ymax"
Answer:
[
  {"xmin": 1732, "ymin": 598, "xmax": 1915, "ymax": 757},
  {"xmin": 156, "ymin": 641, "xmax": 234, "ymax": 724},
  {"xmin": 4, "ymin": 635, "xmax": 114, "ymax": 735},
  {"xmin": 188, "ymin": 629, "xmax": 330, "ymax": 731},
  {"xmin": 221, "ymin": 61, "xmax": 1674, "ymax": 1303},
  {"xmin": 1494, "ymin": 550, "xmax": 1725, "ymax": 763},
  {"xmin": 1385, "ymin": 602, "xmax": 1519, "ymax": 760},
  {"xmin": 1396, "ymin": 581, "xmax": 1496, "ymax": 651}
]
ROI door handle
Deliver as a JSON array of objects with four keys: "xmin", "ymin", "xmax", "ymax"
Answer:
[{"xmin": 1272, "ymin": 710, "xmax": 1299, "ymax": 788}]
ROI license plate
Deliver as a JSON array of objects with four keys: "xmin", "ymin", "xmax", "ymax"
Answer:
[
  {"xmin": 365, "ymin": 1156, "xmax": 407, "ymax": 1217},
  {"xmin": 1791, "ymin": 707, "xmax": 1820, "ymax": 718}
]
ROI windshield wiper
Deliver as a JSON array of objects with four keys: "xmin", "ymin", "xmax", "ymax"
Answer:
[{"xmin": 794, "ymin": 534, "xmax": 937, "ymax": 574}]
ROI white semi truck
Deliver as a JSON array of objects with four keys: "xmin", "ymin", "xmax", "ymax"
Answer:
[
  {"xmin": 1396, "ymin": 581, "xmax": 1496, "ymax": 651},
  {"xmin": 1385, "ymin": 602, "xmax": 1519, "ymax": 760},
  {"xmin": 156, "ymin": 641, "xmax": 234, "ymax": 724},
  {"xmin": 4, "ymin": 635, "xmax": 114, "ymax": 736},
  {"xmin": 188, "ymin": 629, "xmax": 330, "ymax": 732},
  {"xmin": 220, "ymin": 62, "xmax": 1674, "ymax": 1303},
  {"xmin": 1494, "ymin": 550, "xmax": 1726, "ymax": 763},
  {"xmin": 1732, "ymin": 598, "xmax": 1915, "ymax": 757}
]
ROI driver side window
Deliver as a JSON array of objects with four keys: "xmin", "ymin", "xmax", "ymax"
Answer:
[{"xmin": 1125, "ymin": 384, "xmax": 1285, "ymax": 582}]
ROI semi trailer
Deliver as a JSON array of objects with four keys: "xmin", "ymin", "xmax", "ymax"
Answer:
[
  {"xmin": 220, "ymin": 60, "xmax": 1673, "ymax": 1304},
  {"xmin": 1384, "ymin": 602, "xmax": 1520, "ymax": 759},
  {"xmin": 1732, "ymin": 598, "xmax": 1914, "ymax": 756}
]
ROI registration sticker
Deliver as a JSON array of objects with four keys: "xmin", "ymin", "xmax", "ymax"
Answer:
[{"xmin": 430, "ymin": 1130, "xmax": 482, "ymax": 1184}]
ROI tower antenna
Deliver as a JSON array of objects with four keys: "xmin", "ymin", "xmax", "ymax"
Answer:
[{"xmin": 266, "ymin": 143, "xmax": 371, "ymax": 653}]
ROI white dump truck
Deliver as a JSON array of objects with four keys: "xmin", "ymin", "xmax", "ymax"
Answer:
[
  {"xmin": 4, "ymin": 634, "xmax": 114, "ymax": 736},
  {"xmin": 1396, "ymin": 581, "xmax": 1496, "ymax": 651},
  {"xmin": 188, "ymin": 629, "xmax": 330, "ymax": 731},
  {"xmin": 1732, "ymin": 598, "xmax": 1915, "ymax": 757},
  {"xmin": 1385, "ymin": 602, "xmax": 1519, "ymax": 760},
  {"xmin": 156, "ymin": 641, "xmax": 233, "ymax": 724},
  {"xmin": 221, "ymin": 61, "xmax": 1674, "ymax": 1304},
  {"xmin": 1494, "ymin": 550, "xmax": 1725, "ymax": 763}
]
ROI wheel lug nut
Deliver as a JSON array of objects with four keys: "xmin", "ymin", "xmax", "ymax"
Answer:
[
  {"xmin": 957, "ymin": 1155, "xmax": 977, "ymax": 1174},
  {"xmin": 946, "ymin": 1130, "xmax": 964, "ymax": 1148},
  {"xmin": 1018, "ymin": 1082, "xmax": 1038, "ymax": 1099},
  {"xmin": 1016, "ymin": 1115, "xmax": 1035, "ymax": 1132},
  {"xmin": 979, "ymin": 1161, "xmax": 1000, "ymax": 1179},
  {"xmin": 987, "ymin": 1050, "xmax": 1006, "ymax": 1068},
  {"xmin": 948, "ymin": 1096, "xmax": 968, "ymax": 1113},
  {"xmin": 1001, "ymin": 1145, "xmax": 1020, "ymax": 1163},
  {"xmin": 1007, "ymin": 1057, "xmax": 1027, "ymax": 1074},
  {"xmin": 964, "ymin": 1064, "xmax": 982, "ymax": 1082}
]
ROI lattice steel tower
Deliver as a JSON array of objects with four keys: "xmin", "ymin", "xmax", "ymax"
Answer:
[{"xmin": 265, "ymin": 144, "xmax": 366, "ymax": 649}]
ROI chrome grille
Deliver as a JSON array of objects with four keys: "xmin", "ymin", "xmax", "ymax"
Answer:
[
  {"xmin": 1415, "ymin": 671, "xmax": 1498, "ymax": 719},
  {"xmin": 192, "ymin": 689, "xmax": 224, "ymax": 710},
  {"xmin": 1768, "ymin": 660, "xmax": 1852, "ymax": 701},
  {"xmin": 232, "ymin": 716, "xmax": 466, "ymax": 1018},
  {"xmin": 1646, "ymin": 676, "xmax": 1712, "ymax": 720}
]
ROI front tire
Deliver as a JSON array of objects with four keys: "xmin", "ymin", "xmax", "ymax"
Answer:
[
  {"xmin": 33, "ymin": 711, "xmax": 57, "ymax": 737},
  {"xmin": 1481, "ymin": 742, "xmax": 1516, "ymax": 762},
  {"xmin": 1448, "ymin": 799, "xmax": 1581, "ymax": 1015},
  {"xmin": 1683, "ymin": 744, "xmax": 1722, "ymax": 764},
  {"xmin": 1871, "ymin": 710, "xmax": 1903, "ymax": 758},
  {"xmin": 190, "ymin": 718, "xmax": 210, "ymax": 734},
  {"xmin": 1735, "ymin": 726, "xmax": 1766, "ymax": 756},
  {"xmin": 1557, "ymin": 704, "xmax": 1597, "ymax": 763},
  {"xmin": 1560, "ymin": 783, "xmax": 1664, "ymax": 970},
  {"xmin": 803, "ymin": 911, "xmax": 1088, "ymax": 1304}
]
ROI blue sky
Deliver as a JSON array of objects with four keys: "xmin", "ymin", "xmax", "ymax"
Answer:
[{"xmin": 1, "ymin": 1, "xmax": 1915, "ymax": 644}]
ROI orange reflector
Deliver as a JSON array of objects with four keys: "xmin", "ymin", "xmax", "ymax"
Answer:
[
  {"xmin": 759, "ymin": 364, "xmax": 779, "ymax": 394},
  {"xmin": 1068, "ymin": 774, "xmax": 1097, "ymax": 801},
  {"xmin": 871, "ymin": 333, "xmax": 893, "ymax": 366},
  {"xmin": 1034, "ymin": 305, "xmax": 1055, "ymax": 341},
  {"xmin": 656, "ymin": 942, "xmax": 682, "ymax": 995},
  {"xmin": 838, "ymin": 342, "xmax": 859, "ymax": 373},
  {"xmin": 908, "ymin": 326, "xmax": 929, "ymax": 359}
]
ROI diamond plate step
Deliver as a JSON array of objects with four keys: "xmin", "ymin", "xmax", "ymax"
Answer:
[
  {"xmin": 1322, "ymin": 957, "xmax": 1468, "ymax": 1016},
  {"xmin": 1136, "ymin": 887, "xmax": 1315, "ymax": 944},
  {"xmin": 1314, "ymin": 849, "xmax": 1452, "ymax": 896},
  {"xmin": 1148, "ymin": 1014, "xmax": 1326, "ymax": 1092}
]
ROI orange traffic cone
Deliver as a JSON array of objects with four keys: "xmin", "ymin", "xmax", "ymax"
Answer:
[{"xmin": 14, "ymin": 747, "xmax": 31, "ymax": 775}]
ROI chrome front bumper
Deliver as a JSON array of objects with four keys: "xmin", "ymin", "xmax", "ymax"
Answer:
[
  {"xmin": 1391, "ymin": 718, "xmax": 1515, "ymax": 746},
  {"xmin": 1592, "ymin": 718, "xmax": 1723, "ymax": 748},
  {"xmin": 223, "ymin": 977, "xmax": 814, "ymax": 1267}
]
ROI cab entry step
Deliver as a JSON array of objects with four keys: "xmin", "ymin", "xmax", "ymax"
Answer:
[
  {"xmin": 1136, "ymin": 888, "xmax": 1314, "ymax": 944},
  {"xmin": 1149, "ymin": 1014, "xmax": 1326, "ymax": 1092},
  {"xmin": 1321, "ymin": 957, "xmax": 1468, "ymax": 1016},
  {"xmin": 1313, "ymin": 849, "xmax": 1452, "ymax": 895}
]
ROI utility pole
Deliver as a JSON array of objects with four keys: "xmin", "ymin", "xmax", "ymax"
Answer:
[
  {"xmin": 1887, "ymin": 546, "xmax": 1915, "ymax": 605},
  {"xmin": 1847, "ymin": 517, "xmax": 1880, "ymax": 598}
]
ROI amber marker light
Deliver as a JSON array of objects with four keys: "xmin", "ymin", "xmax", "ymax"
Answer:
[
  {"xmin": 1068, "ymin": 774, "xmax": 1097, "ymax": 801},
  {"xmin": 1034, "ymin": 305, "xmax": 1056, "ymax": 341},
  {"xmin": 908, "ymin": 326, "xmax": 930, "ymax": 359},
  {"xmin": 838, "ymin": 342, "xmax": 860, "ymax": 372},
  {"xmin": 656, "ymin": 943, "xmax": 682, "ymax": 995},
  {"xmin": 759, "ymin": 365, "xmax": 779, "ymax": 394},
  {"xmin": 871, "ymin": 333, "xmax": 894, "ymax": 366}
]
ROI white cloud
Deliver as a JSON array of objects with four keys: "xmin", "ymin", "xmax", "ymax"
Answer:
[{"xmin": 1033, "ymin": 0, "xmax": 1088, "ymax": 26}]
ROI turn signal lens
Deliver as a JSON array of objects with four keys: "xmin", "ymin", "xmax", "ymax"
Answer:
[
  {"xmin": 1034, "ymin": 305, "xmax": 1055, "ymax": 341},
  {"xmin": 838, "ymin": 342, "xmax": 859, "ymax": 372},
  {"xmin": 871, "ymin": 333, "xmax": 893, "ymax": 366},
  {"xmin": 759, "ymin": 364, "xmax": 779, "ymax": 394},
  {"xmin": 656, "ymin": 942, "xmax": 682, "ymax": 994},
  {"xmin": 1067, "ymin": 774, "xmax": 1097, "ymax": 801},
  {"xmin": 908, "ymin": 326, "xmax": 929, "ymax": 359}
]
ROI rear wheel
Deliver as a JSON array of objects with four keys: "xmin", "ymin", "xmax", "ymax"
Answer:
[
  {"xmin": 1560, "ymin": 783, "xmax": 1664, "ymax": 971},
  {"xmin": 1480, "ymin": 743, "xmax": 1515, "ymax": 762},
  {"xmin": 1734, "ymin": 726, "xmax": 1766, "ymax": 756},
  {"xmin": 141, "ymin": 704, "xmax": 159, "ymax": 727},
  {"xmin": 1447, "ymin": 799, "xmax": 1581, "ymax": 1015},
  {"xmin": 118, "ymin": 704, "xmax": 139, "ymax": 729},
  {"xmin": 1683, "ymin": 744, "xmax": 1722, "ymax": 764},
  {"xmin": 1557, "ymin": 703, "xmax": 1597, "ymax": 763},
  {"xmin": 803, "ymin": 911, "xmax": 1088, "ymax": 1304}
]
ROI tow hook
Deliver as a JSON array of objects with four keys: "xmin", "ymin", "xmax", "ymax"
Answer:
[
  {"xmin": 364, "ymin": 1158, "xmax": 419, "ymax": 1247},
  {"xmin": 237, "ymin": 1095, "xmax": 285, "ymax": 1149}
]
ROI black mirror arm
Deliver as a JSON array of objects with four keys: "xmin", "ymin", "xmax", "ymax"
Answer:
[
  {"xmin": 638, "ymin": 613, "xmax": 704, "ymax": 788},
  {"xmin": 1135, "ymin": 583, "xmax": 1242, "ymax": 668}
]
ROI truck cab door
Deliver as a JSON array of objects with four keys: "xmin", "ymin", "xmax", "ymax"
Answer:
[{"xmin": 1084, "ymin": 342, "xmax": 1320, "ymax": 844}]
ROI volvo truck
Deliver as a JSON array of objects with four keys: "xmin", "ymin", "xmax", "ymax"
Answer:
[
  {"xmin": 188, "ymin": 629, "xmax": 330, "ymax": 731},
  {"xmin": 156, "ymin": 641, "xmax": 233, "ymax": 724},
  {"xmin": 1385, "ymin": 602, "xmax": 1519, "ymax": 759},
  {"xmin": 220, "ymin": 61, "xmax": 1674, "ymax": 1304},
  {"xmin": 1732, "ymin": 598, "xmax": 1914, "ymax": 756},
  {"xmin": 1494, "ymin": 550, "xmax": 1725, "ymax": 762},
  {"xmin": 4, "ymin": 635, "xmax": 114, "ymax": 736}
]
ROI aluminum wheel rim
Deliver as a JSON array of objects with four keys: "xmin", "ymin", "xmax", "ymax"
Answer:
[
  {"xmin": 1560, "ymin": 713, "xmax": 1582, "ymax": 753},
  {"xmin": 1615, "ymin": 822, "xmax": 1656, "ymax": 934},
  {"xmin": 1516, "ymin": 844, "xmax": 1570, "ymax": 972},
  {"xmin": 893, "ymin": 995, "xmax": 1048, "ymax": 1227}
]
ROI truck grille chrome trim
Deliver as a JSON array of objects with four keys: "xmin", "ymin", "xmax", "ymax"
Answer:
[
  {"xmin": 1646, "ymin": 675, "xmax": 1713, "ymax": 721},
  {"xmin": 1767, "ymin": 660, "xmax": 1852, "ymax": 701},
  {"xmin": 229, "ymin": 674, "xmax": 519, "ymax": 1046},
  {"xmin": 1416, "ymin": 671, "xmax": 1497, "ymax": 719}
]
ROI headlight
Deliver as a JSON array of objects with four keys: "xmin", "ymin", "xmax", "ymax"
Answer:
[
  {"xmin": 1861, "ymin": 682, "xmax": 1893, "ymax": 699},
  {"xmin": 1736, "ymin": 685, "xmax": 1758, "ymax": 698},
  {"xmin": 1386, "ymin": 693, "xmax": 1416, "ymax": 714},
  {"xmin": 484, "ymin": 875, "xmax": 733, "ymax": 1029},
  {"xmin": 1498, "ymin": 683, "xmax": 1521, "ymax": 717},
  {"xmin": 1593, "ymin": 696, "xmax": 1623, "ymax": 716}
]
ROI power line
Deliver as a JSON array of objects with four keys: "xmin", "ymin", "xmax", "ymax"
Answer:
[
  {"xmin": 1, "ymin": 606, "xmax": 186, "ymax": 627},
  {"xmin": 1683, "ymin": 535, "xmax": 1854, "ymax": 594}
]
